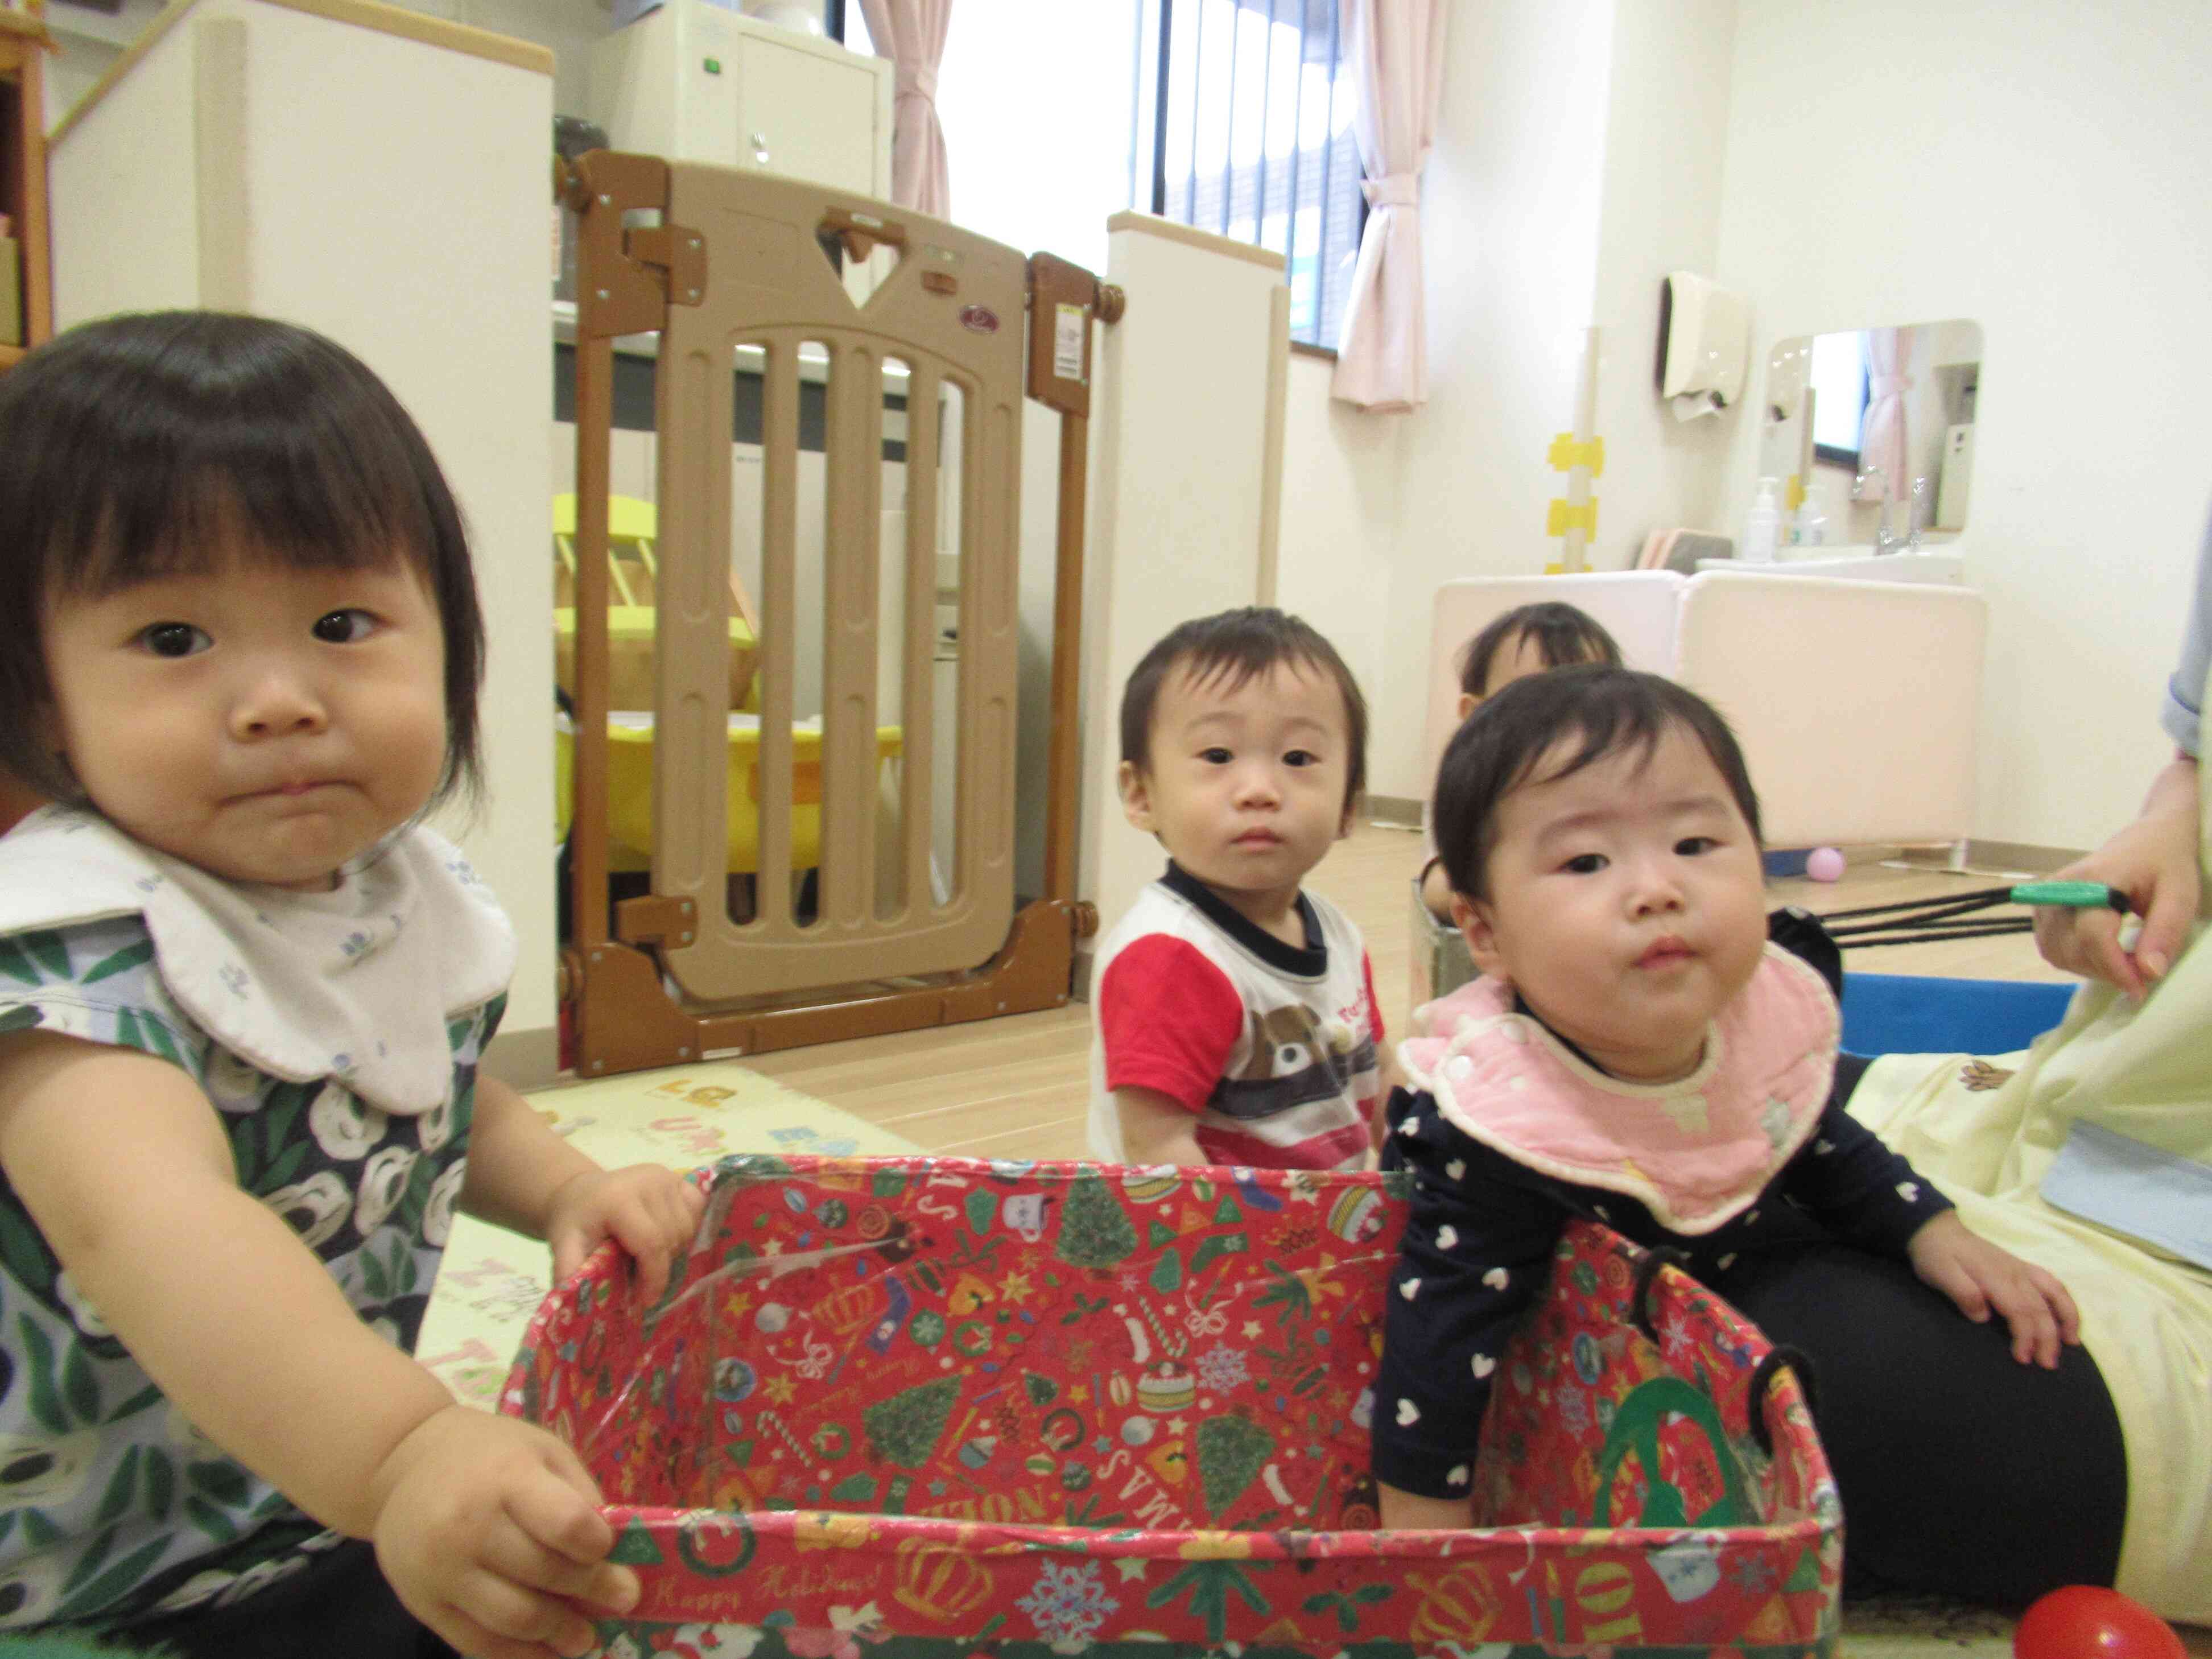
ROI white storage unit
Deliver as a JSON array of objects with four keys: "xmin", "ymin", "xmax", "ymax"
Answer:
[
  {"xmin": 588, "ymin": 3, "xmax": 892, "ymax": 200},
  {"xmin": 48, "ymin": 0, "xmax": 562, "ymax": 1071}
]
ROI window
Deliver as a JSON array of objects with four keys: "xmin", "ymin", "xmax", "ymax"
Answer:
[
  {"xmin": 1809, "ymin": 330, "xmax": 1869, "ymax": 470},
  {"xmin": 1130, "ymin": 0, "xmax": 1365, "ymax": 351}
]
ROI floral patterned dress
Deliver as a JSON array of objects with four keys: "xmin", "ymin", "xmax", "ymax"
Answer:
[{"xmin": 0, "ymin": 810, "xmax": 511, "ymax": 1631}]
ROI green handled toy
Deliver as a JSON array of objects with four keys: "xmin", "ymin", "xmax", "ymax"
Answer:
[{"xmin": 2010, "ymin": 881, "xmax": 2131, "ymax": 914}]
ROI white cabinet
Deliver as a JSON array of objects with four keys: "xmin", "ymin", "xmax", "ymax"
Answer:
[{"xmin": 589, "ymin": 3, "xmax": 892, "ymax": 200}]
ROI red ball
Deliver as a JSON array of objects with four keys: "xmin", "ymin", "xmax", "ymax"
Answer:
[{"xmin": 2015, "ymin": 1587, "xmax": 2185, "ymax": 1659}]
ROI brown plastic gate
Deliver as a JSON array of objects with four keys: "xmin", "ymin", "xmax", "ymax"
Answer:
[{"xmin": 559, "ymin": 152, "xmax": 1118, "ymax": 1077}]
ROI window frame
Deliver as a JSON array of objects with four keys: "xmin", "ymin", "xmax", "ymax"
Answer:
[{"xmin": 1135, "ymin": 0, "xmax": 1364, "ymax": 356}]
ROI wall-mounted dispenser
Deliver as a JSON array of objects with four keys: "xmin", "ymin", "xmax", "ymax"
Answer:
[{"xmin": 1655, "ymin": 271, "xmax": 1749, "ymax": 422}]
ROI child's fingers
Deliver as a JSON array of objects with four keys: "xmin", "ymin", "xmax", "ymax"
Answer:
[
  {"xmin": 461, "ymin": 1569, "xmax": 606, "ymax": 1656},
  {"xmin": 2027, "ymin": 1263, "xmax": 2082, "ymax": 1345},
  {"xmin": 1927, "ymin": 1258, "xmax": 1989, "ymax": 1324},
  {"xmin": 1986, "ymin": 1272, "xmax": 2061, "ymax": 1368},
  {"xmin": 612, "ymin": 1203, "xmax": 680, "ymax": 1302},
  {"xmin": 510, "ymin": 1445, "xmax": 614, "ymax": 1553},
  {"xmin": 482, "ymin": 1519, "xmax": 638, "ymax": 1606},
  {"xmin": 612, "ymin": 1179, "xmax": 702, "ymax": 1301},
  {"xmin": 549, "ymin": 1225, "xmax": 591, "ymax": 1288},
  {"xmin": 435, "ymin": 1587, "xmax": 600, "ymax": 1659}
]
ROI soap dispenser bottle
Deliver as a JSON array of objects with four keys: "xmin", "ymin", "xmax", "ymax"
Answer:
[{"xmin": 1743, "ymin": 476, "xmax": 1781, "ymax": 564}]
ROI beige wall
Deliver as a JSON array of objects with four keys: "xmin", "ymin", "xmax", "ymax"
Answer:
[
  {"xmin": 1715, "ymin": 0, "xmax": 2212, "ymax": 851},
  {"xmin": 51, "ymin": 1, "xmax": 559, "ymax": 1046},
  {"xmin": 1583, "ymin": 0, "xmax": 1739, "ymax": 569},
  {"xmin": 1080, "ymin": 220, "xmax": 1287, "ymax": 948},
  {"xmin": 1269, "ymin": 352, "xmax": 1401, "ymax": 789}
]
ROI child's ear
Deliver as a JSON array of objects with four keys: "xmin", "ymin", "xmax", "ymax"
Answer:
[
  {"xmin": 1117, "ymin": 760, "xmax": 1156, "ymax": 833},
  {"xmin": 1451, "ymin": 892, "xmax": 1511, "ymax": 979},
  {"xmin": 1455, "ymin": 691, "xmax": 1479, "ymax": 721}
]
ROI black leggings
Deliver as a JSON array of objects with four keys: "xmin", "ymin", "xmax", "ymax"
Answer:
[
  {"xmin": 1718, "ymin": 1244, "xmax": 2127, "ymax": 1606},
  {"xmin": 97, "ymin": 1540, "xmax": 456, "ymax": 1659}
]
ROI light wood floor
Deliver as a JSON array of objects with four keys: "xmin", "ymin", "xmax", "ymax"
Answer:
[{"xmin": 744, "ymin": 821, "xmax": 2074, "ymax": 1160}]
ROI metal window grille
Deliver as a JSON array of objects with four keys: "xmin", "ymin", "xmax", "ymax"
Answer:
[{"xmin": 1129, "ymin": 0, "xmax": 1364, "ymax": 350}]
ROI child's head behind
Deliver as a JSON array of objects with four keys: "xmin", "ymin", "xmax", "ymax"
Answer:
[
  {"xmin": 1434, "ymin": 667, "xmax": 1767, "ymax": 1080},
  {"xmin": 1118, "ymin": 609, "xmax": 1367, "ymax": 905},
  {"xmin": 1456, "ymin": 601, "xmax": 1622, "ymax": 712},
  {"xmin": 0, "ymin": 312, "xmax": 485, "ymax": 813}
]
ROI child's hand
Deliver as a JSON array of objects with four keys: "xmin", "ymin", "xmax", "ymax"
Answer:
[
  {"xmin": 1906, "ymin": 1212, "xmax": 2080, "ymax": 1368},
  {"xmin": 544, "ymin": 1164, "xmax": 705, "ymax": 1301},
  {"xmin": 370, "ymin": 1404, "xmax": 637, "ymax": 1659}
]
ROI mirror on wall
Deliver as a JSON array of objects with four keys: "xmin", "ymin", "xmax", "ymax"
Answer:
[{"xmin": 1762, "ymin": 320, "xmax": 1981, "ymax": 548}]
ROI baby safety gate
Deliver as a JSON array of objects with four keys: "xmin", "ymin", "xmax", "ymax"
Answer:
[{"xmin": 558, "ymin": 152, "xmax": 1120, "ymax": 1075}]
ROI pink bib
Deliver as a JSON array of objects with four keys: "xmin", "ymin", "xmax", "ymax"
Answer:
[{"xmin": 1400, "ymin": 946, "xmax": 1838, "ymax": 1234}]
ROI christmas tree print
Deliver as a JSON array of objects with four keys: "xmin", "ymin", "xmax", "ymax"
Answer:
[
  {"xmin": 1195, "ymin": 1414, "xmax": 1273, "ymax": 1516},
  {"xmin": 864, "ymin": 1377, "xmax": 961, "ymax": 1468},
  {"xmin": 1053, "ymin": 1174, "xmax": 1137, "ymax": 1269}
]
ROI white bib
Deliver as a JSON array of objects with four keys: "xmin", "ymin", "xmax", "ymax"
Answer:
[{"xmin": 0, "ymin": 807, "xmax": 515, "ymax": 1116}]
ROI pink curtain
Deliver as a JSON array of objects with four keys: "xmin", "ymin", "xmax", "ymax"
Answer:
[
  {"xmin": 858, "ymin": 0, "xmax": 952, "ymax": 218},
  {"xmin": 1859, "ymin": 327, "xmax": 1912, "ymax": 499},
  {"xmin": 1330, "ymin": 0, "xmax": 1450, "ymax": 412}
]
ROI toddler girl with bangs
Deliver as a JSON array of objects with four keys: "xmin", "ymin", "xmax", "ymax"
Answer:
[{"xmin": 0, "ymin": 313, "xmax": 701, "ymax": 1658}]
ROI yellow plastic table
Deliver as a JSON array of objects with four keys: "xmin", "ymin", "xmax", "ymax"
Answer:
[
  {"xmin": 556, "ymin": 712, "xmax": 903, "ymax": 874},
  {"xmin": 554, "ymin": 605, "xmax": 760, "ymax": 715}
]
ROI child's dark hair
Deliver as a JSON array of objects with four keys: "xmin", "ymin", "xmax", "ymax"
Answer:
[
  {"xmin": 1456, "ymin": 601, "xmax": 1623, "ymax": 699},
  {"xmin": 0, "ymin": 311, "xmax": 484, "ymax": 807},
  {"xmin": 1434, "ymin": 666, "xmax": 1760, "ymax": 900},
  {"xmin": 1120, "ymin": 607, "xmax": 1368, "ymax": 816}
]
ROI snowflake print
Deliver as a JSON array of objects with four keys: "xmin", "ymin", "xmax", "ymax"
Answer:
[
  {"xmin": 1556, "ymin": 1384, "xmax": 1590, "ymax": 1439},
  {"xmin": 1727, "ymin": 1553, "xmax": 1780, "ymax": 1596},
  {"xmin": 1194, "ymin": 1343, "xmax": 1251, "ymax": 1392},
  {"xmin": 1016, "ymin": 1559, "xmax": 1118, "ymax": 1646}
]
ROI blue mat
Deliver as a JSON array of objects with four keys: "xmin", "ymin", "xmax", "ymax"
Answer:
[{"xmin": 1840, "ymin": 972, "xmax": 2075, "ymax": 1057}]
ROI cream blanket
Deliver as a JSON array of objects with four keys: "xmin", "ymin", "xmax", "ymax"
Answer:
[{"xmin": 1847, "ymin": 777, "xmax": 2212, "ymax": 1620}]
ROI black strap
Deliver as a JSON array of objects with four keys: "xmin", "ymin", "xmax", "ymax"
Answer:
[{"xmin": 1749, "ymin": 1344, "xmax": 1819, "ymax": 1457}]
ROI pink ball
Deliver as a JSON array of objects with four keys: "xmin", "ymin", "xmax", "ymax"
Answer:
[{"xmin": 1805, "ymin": 846, "xmax": 1846, "ymax": 882}]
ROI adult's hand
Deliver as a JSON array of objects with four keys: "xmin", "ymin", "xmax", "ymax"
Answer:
[{"xmin": 2033, "ymin": 755, "xmax": 2200, "ymax": 998}]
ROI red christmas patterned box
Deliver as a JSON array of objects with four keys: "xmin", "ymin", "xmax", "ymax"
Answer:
[{"xmin": 502, "ymin": 1155, "xmax": 1841, "ymax": 1659}]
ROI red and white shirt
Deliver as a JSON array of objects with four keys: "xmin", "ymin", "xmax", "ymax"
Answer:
[{"xmin": 1088, "ymin": 863, "xmax": 1383, "ymax": 1171}]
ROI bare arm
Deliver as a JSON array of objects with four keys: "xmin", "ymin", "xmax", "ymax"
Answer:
[
  {"xmin": 464, "ymin": 1072, "xmax": 703, "ymax": 1299},
  {"xmin": 1379, "ymin": 1483, "xmax": 1474, "ymax": 1530},
  {"xmin": 1116, "ymin": 1086, "xmax": 1207, "ymax": 1165},
  {"xmin": 460, "ymin": 1072, "xmax": 601, "ymax": 1239},
  {"xmin": 0, "ymin": 1031, "xmax": 639, "ymax": 1658},
  {"xmin": 0, "ymin": 1029, "xmax": 452, "ymax": 1536},
  {"xmin": 1368, "ymin": 1043, "xmax": 1403, "ymax": 1155}
]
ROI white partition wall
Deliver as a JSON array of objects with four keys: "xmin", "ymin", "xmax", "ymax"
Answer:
[
  {"xmin": 1416, "ymin": 572, "xmax": 1987, "ymax": 855},
  {"xmin": 51, "ymin": 0, "xmax": 560, "ymax": 1074},
  {"xmin": 1078, "ymin": 214, "xmax": 1288, "ymax": 981},
  {"xmin": 1422, "ymin": 573, "xmax": 1686, "ymax": 812},
  {"xmin": 1674, "ymin": 572, "xmax": 1986, "ymax": 851}
]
